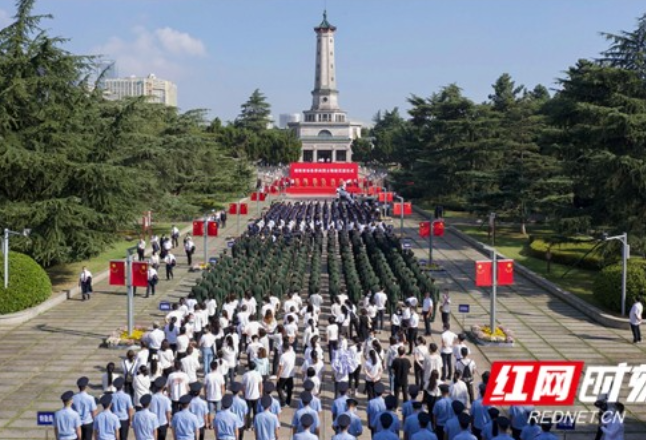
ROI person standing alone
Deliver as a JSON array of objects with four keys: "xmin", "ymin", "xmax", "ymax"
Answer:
[
  {"xmin": 79, "ymin": 266, "xmax": 93, "ymax": 301},
  {"xmin": 630, "ymin": 296, "xmax": 643, "ymax": 343}
]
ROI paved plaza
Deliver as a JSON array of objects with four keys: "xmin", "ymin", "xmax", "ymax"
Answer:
[{"xmin": 0, "ymin": 200, "xmax": 644, "ymax": 439}]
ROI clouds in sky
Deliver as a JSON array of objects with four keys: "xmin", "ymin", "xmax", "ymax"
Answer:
[
  {"xmin": 93, "ymin": 26, "xmax": 206, "ymax": 80},
  {"xmin": 0, "ymin": 9, "xmax": 11, "ymax": 28}
]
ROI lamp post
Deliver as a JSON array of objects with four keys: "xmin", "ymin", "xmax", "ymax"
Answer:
[
  {"xmin": 125, "ymin": 246, "xmax": 137, "ymax": 336},
  {"xmin": 3, "ymin": 228, "xmax": 31, "ymax": 289},
  {"xmin": 482, "ymin": 244, "xmax": 498, "ymax": 333},
  {"xmin": 429, "ymin": 219, "xmax": 443, "ymax": 266},
  {"xmin": 395, "ymin": 195, "xmax": 404, "ymax": 237},
  {"xmin": 604, "ymin": 233, "xmax": 630, "ymax": 316}
]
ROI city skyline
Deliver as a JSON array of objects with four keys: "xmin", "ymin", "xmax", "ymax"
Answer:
[{"xmin": 6, "ymin": 0, "xmax": 646, "ymax": 124}]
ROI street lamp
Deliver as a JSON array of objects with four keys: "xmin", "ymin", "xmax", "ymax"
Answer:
[
  {"xmin": 603, "ymin": 232, "xmax": 630, "ymax": 316},
  {"xmin": 482, "ymin": 243, "xmax": 499, "ymax": 333},
  {"xmin": 3, "ymin": 228, "xmax": 31, "ymax": 289}
]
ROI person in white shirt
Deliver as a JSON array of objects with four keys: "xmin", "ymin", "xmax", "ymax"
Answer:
[
  {"xmin": 302, "ymin": 319, "xmax": 319, "ymax": 351},
  {"xmin": 176, "ymin": 327, "xmax": 190, "ymax": 359},
  {"xmin": 180, "ymin": 346, "xmax": 200, "ymax": 383},
  {"xmin": 145, "ymin": 266, "xmax": 158, "ymax": 298},
  {"xmin": 373, "ymin": 288, "xmax": 388, "ymax": 331},
  {"xmin": 147, "ymin": 322, "xmax": 165, "ymax": 376},
  {"xmin": 600, "ymin": 402, "xmax": 625, "ymax": 440},
  {"xmin": 206, "ymin": 298, "xmax": 217, "ymax": 318},
  {"xmin": 137, "ymin": 238, "xmax": 146, "ymax": 261},
  {"xmin": 242, "ymin": 361, "xmax": 263, "ymax": 429},
  {"xmin": 407, "ymin": 309, "xmax": 420, "ymax": 355},
  {"xmin": 204, "ymin": 360, "xmax": 226, "ymax": 414},
  {"xmin": 164, "ymin": 252, "xmax": 176, "ymax": 280},
  {"xmin": 150, "ymin": 252, "xmax": 160, "ymax": 270},
  {"xmin": 421, "ymin": 291, "xmax": 434, "ymax": 336},
  {"xmin": 102, "ymin": 362, "xmax": 120, "ymax": 393},
  {"xmin": 133, "ymin": 366, "xmax": 151, "ymax": 408},
  {"xmin": 157, "ymin": 341, "xmax": 175, "ymax": 377},
  {"xmin": 283, "ymin": 297, "xmax": 297, "ymax": 315},
  {"xmin": 422, "ymin": 342, "xmax": 443, "ymax": 391},
  {"xmin": 78, "ymin": 266, "xmax": 93, "ymax": 301},
  {"xmin": 184, "ymin": 237, "xmax": 195, "ymax": 266},
  {"xmin": 440, "ymin": 324, "xmax": 458, "ymax": 381},
  {"xmin": 199, "ymin": 326, "xmax": 216, "ymax": 374},
  {"xmin": 453, "ymin": 333, "xmax": 471, "ymax": 364},
  {"xmin": 630, "ymin": 296, "xmax": 643, "ymax": 343},
  {"xmin": 325, "ymin": 316, "xmax": 340, "ymax": 363},
  {"xmin": 171, "ymin": 225, "xmax": 180, "ymax": 248},
  {"xmin": 164, "ymin": 317, "xmax": 180, "ymax": 353},
  {"xmin": 450, "ymin": 370, "xmax": 469, "ymax": 408},
  {"xmin": 455, "ymin": 347, "xmax": 477, "ymax": 405},
  {"xmin": 413, "ymin": 336, "xmax": 428, "ymax": 388},
  {"xmin": 441, "ymin": 288, "xmax": 451, "ymax": 328},
  {"xmin": 363, "ymin": 349, "xmax": 383, "ymax": 400},
  {"xmin": 166, "ymin": 360, "xmax": 190, "ymax": 410},
  {"xmin": 276, "ymin": 343, "xmax": 296, "ymax": 406},
  {"xmin": 222, "ymin": 335, "xmax": 238, "ymax": 383},
  {"xmin": 284, "ymin": 315, "xmax": 299, "ymax": 351},
  {"xmin": 241, "ymin": 293, "xmax": 257, "ymax": 317}
]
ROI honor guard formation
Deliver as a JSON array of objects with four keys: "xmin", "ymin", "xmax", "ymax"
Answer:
[{"xmin": 55, "ymin": 200, "xmax": 570, "ymax": 440}]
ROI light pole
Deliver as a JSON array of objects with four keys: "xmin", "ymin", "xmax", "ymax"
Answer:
[
  {"xmin": 429, "ymin": 219, "xmax": 443, "ymax": 266},
  {"xmin": 3, "ymin": 228, "xmax": 31, "ymax": 289},
  {"xmin": 125, "ymin": 246, "xmax": 136, "ymax": 336},
  {"xmin": 482, "ymin": 244, "xmax": 498, "ymax": 333},
  {"xmin": 604, "ymin": 233, "xmax": 630, "ymax": 316},
  {"xmin": 395, "ymin": 195, "xmax": 404, "ymax": 237}
]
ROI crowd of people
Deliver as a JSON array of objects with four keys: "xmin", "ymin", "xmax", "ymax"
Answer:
[{"xmin": 55, "ymin": 200, "xmax": 625, "ymax": 440}]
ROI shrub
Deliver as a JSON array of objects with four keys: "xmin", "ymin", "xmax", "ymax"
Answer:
[
  {"xmin": 527, "ymin": 238, "xmax": 608, "ymax": 270},
  {"xmin": 593, "ymin": 261, "xmax": 646, "ymax": 313},
  {"xmin": 0, "ymin": 251, "xmax": 52, "ymax": 314}
]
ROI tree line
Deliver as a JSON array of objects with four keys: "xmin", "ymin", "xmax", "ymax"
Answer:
[
  {"xmin": 355, "ymin": 13, "xmax": 646, "ymax": 250},
  {"xmin": 0, "ymin": 0, "xmax": 299, "ymax": 267}
]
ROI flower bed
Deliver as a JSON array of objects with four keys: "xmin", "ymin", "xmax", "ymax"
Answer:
[
  {"xmin": 103, "ymin": 325, "xmax": 148, "ymax": 349},
  {"xmin": 469, "ymin": 324, "xmax": 515, "ymax": 347}
]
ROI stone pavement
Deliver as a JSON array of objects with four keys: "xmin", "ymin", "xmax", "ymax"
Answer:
[{"xmin": 397, "ymin": 212, "xmax": 646, "ymax": 439}]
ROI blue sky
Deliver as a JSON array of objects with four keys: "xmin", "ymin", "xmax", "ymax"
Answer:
[{"xmin": 2, "ymin": 0, "xmax": 644, "ymax": 124}]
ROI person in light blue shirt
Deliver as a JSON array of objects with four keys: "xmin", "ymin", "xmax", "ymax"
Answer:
[
  {"xmin": 520, "ymin": 417, "xmax": 541, "ymax": 440},
  {"xmin": 214, "ymin": 394, "xmax": 239, "ymax": 440},
  {"xmin": 111, "ymin": 377, "xmax": 134, "ymax": 440},
  {"xmin": 256, "ymin": 382, "xmax": 281, "ymax": 416},
  {"xmin": 253, "ymin": 395, "xmax": 280, "ymax": 440},
  {"xmin": 402, "ymin": 385, "xmax": 420, "ymax": 423},
  {"xmin": 150, "ymin": 377, "xmax": 172, "ymax": 440},
  {"xmin": 453, "ymin": 413, "xmax": 477, "ymax": 440},
  {"xmin": 132, "ymin": 394, "xmax": 159, "ymax": 440},
  {"xmin": 411, "ymin": 413, "xmax": 438, "ymax": 440},
  {"xmin": 374, "ymin": 413, "xmax": 399, "ymax": 440},
  {"xmin": 444, "ymin": 400, "xmax": 466, "ymax": 440},
  {"xmin": 332, "ymin": 414, "xmax": 355, "ymax": 440},
  {"xmin": 403, "ymin": 401, "xmax": 424, "ymax": 440},
  {"xmin": 189, "ymin": 382, "xmax": 209, "ymax": 440},
  {"xmin": 55, "ymin": 391, "xmax": 82, "ymax": 440},
  {"xmin": 298, "ymin": 380, "xmax": 322, "ymax": 414},
  {"xmin": 432, "ymin": 384, "xmax": 452, "ymax": 440},
  {"xmin": 93, "ymin": 395, "xmax": 121, "ymax": 440},
  {"xmin": 333, "ymin": 398, "xmax": 362, "ymax": 437},
  {"xmin": 376, "ymin": 395, "xmax": 400, "ymax": 435},
  {"xmin": 172, "ymin": 394, "xmax": 200, "ymax": 440},
  {"xmin": 482, "ymin": 408, "xmax": 500, "ymax": 440},
  {"xmin": 72, "ymin": 376, "xmax": 97, "ymax": 440},
  {"xmin": 509, "ymin": 406, "xmax": 532, "ymax": 439},
  {"xmin": 331, "ymin": 382, "xmax": 350, "ymax": 419},
  {"xmin": 229, "ymin": 382, "xmax": 248, "ymax": 436},
  {"xmin": 491, "ymin": 416, "xmax": 514, "ymax": 440},
  {"xmin": 534, "ymin": 419, "xmax": 558, "ymax": 440},
  {"xmin": 367, "ymin": 383, "xmax": 387, "ymax": 434},
  {"xmin": 470, "ymin": 384, "xmax": 491, "ymax": 439},
  {"xmin": 292, "ymin": 414, "xmax": 318, "ymax": 440},
  {"xmin": 291, "ymin": 392, "xmax": 320, "ymax": 435}
]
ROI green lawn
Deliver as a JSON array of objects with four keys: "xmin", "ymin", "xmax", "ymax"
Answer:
[
  {"xmin": 46, "ymin": 222, "xmax": 188, "ymax": 292},
  {"xmin": 454, "ymin": 224, "xmax": 604, "ymax": 309}
]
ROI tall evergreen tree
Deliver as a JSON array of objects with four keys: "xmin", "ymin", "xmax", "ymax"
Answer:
[{"xmin": 236, "ymin": 89, "xmax": 272, "ymax": 133}]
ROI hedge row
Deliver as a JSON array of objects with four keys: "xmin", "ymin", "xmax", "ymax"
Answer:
[
  {"xmin": 593, "ymin": 261, "xmax": 646, "ymax": 313},
  {"xmin": 0, "ymin": 252, "xmax": 52, "ymax": 314},
  {"xmin": 526, "ymin": 237, "xmax": 608, "ymax": 271}
]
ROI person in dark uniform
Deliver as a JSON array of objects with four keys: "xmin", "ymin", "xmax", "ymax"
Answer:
[{"xmin": 79, "ymin": 267, "xmax": 93, "ymax": 301}]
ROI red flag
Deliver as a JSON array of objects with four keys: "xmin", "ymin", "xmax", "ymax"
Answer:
[
  {"xmin": 433, "ymin": 221, "xmax": 445, "ymax": 237},
  {"xmin": 240, "ymin": 203, "xmax": 248, "ymax": 215},
  {"xmin": 419, "ymin": 221, "xmax": 431, "ymax": 238},
  {"xmin": 259, "ymin": 193, "xmax": 267, "ymax": 201},
  {"xmin": 251, "ymin": 192, "xmax": 258, "ymax": 201},
  {"xmin": 378, "ymin": 192, "xmax": 394, "ymax": 203},
  {"xmin": 229, "ymin": 203, "xmax": 238, "ymax": 215},
  {"xmin": 207, "ymin": 221, "xmax": 218, "ymax": 237},
  {"xmin": 475, "ymin": 261, "xmax": 493, "ymax": 287},
  {"xmin": 497, "ymin": 259, "xmax": 514, "ymax": 285},
  {"xmin": 270, "ymin": 186, "xmax": 278, "ymax": 194},
  {"xmin": 132, "ymin": 261, "xmax": 149, "ymax": 287},
  {"xmin": 109, "ymin": 260, "xmax": 126, "ymax": 286},
  {"xmin": 192, "ymin": 220, "xmax": 204, "ymax": 236},
  {"xmin": 404, "ymin": 202, "xmax": 413, "ymax": 215}
]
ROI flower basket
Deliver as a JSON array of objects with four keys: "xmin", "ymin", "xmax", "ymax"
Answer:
[
  {"xmin": 469, "ymin": 324, "xmax": 515, "ymax": 347},
  {"xmin": 103, "ymin": 325, "xmax": 148, "ymax": 349}
]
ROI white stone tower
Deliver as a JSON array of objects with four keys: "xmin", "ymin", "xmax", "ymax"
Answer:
[{"xmin": 290, "ymin": 11, "xmax": 362, "ymax": 163}]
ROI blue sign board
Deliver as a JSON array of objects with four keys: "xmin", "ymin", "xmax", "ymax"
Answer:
[
  {"xmin": 208, "ymin": 257, "xmax": 218, "ymax": 266},
  {"xmin": 556, "ymin": 416, "xmax": 576, "ymax": 430},
  {"xmin": 159, "ymin": 301, "xmax": 171, "ymax": 312},
  {"xmin": 419, "ymin": 259, "xmax": 428, "ymax": 266},
  {"xmin": 227, "ymin": 241, "xmax": 234, "ymax": 248},
  {"xmin": 37, "ymin": 411, "xmax": 55, "ymax": 426},
  {"xmin": 403, "ymin": 242, "xmax": 412, "ymax": 249},
  {"xmin": 458, "ymin": 304, "xmax": 470, "ymax": 313}
]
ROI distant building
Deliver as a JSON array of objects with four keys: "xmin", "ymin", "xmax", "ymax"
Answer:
[
  {"xmin": 278, "ymin": 113, "xmax": 302, "ymax": 129},
  {"xmin": 102, "ymin": 74, "xmax": 178, "ymax": 106},
  {"xmin": 289, "ymin": 11, "xmax": 361, "ymax": 163}
]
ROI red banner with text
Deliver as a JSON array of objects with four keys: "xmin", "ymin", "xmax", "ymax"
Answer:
[{"xmin": 289, "ymin": 163, "xmax": 358, "ymax": 182}]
